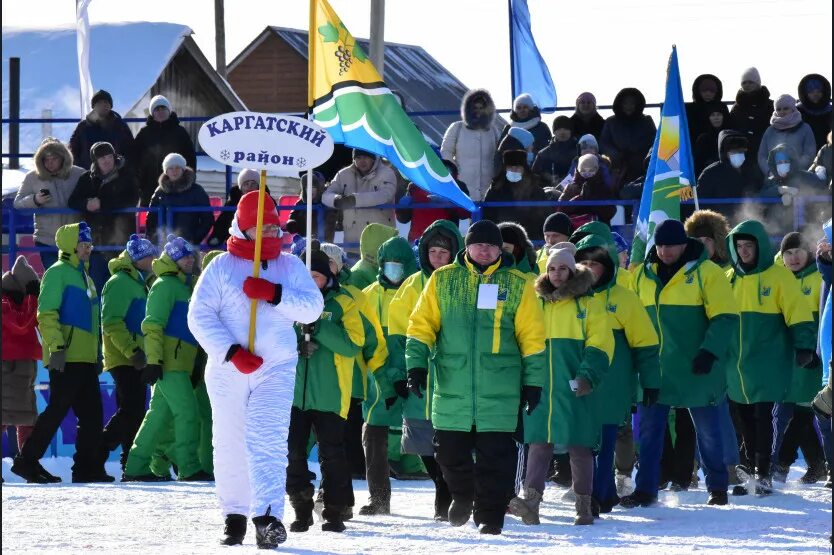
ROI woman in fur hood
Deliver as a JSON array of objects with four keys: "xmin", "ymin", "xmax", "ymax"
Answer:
[
  {"xmin": 513, "ymin": 242, "xmax": 613, "ymax": 527},
  {"xmin": 145, "ymin": 153, "xmax": 213, "ymax": 245}
]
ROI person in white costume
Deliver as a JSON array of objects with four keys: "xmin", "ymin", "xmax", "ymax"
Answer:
[{"xmin": 188, "ymin": 191, "xmax": 323, "ymax": 549}]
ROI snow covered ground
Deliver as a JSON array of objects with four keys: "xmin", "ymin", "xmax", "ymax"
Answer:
[{"xmin": 2, "ymin": 457, "xmax": 830, "ymax": 554}]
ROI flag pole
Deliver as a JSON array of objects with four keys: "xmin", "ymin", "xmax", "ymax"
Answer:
[
  {"xmin": 507, "ymin": 0, "xmax": 516, "ymax": 102},
  {"xmin": 247, "ymin": 169, "xmax": 268, "ymax": 351},
  {"xmin": 307, "ymin": 0, "xmax": 316, "ymax": 274}
]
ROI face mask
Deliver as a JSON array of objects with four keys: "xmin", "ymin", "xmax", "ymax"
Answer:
[
  {"xmin": 579, "ymin": 170, "xmax": 597, "ymax": 179},
  {"xmin": 383, "ymin": 262, "xmax": 404, "ymax": 284},
  {"xmin": 728, "ymin": 153, "xmax": 745, "ymax": 168},
  {"xmin": 527, "ymin": 152, "xmax": 535, "ymax": 165},
  {"xmin": 505, "ymin": 170, "xmax": 523, "ymax": 183},
  {"xmin": 776, "ymin": 163, "xmax": 791, "ymax": 177}
]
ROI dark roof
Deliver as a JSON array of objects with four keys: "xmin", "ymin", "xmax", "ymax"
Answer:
[{"xmin": 228, "ymin": 26, "xmax": 475, "ymax": 145}]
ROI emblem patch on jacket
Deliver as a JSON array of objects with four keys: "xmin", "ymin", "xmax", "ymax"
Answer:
[
  {"xmin": 497, "ymin": 285, "xmax": 508, "ymax": 302},
  {"xmin": 802, "ymin": 286, "xmax": 811, "ymax": 296},
  {"xmin": 761, "ymin": 287, "xmax": 771, "ymax": 297},
  {"xmin": 607, "ymin": 303, "xmax": 618, "ymax": 313},
  {"xmin": 685, "ymin": 274, "xmax": 694, "ymax": 285},
  {"xmin": 320, "ymin": 311, "xmax": 333, "ymax": 321}
]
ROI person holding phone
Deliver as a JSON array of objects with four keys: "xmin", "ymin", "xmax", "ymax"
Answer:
[{"xmin": 14, "ymin": 138, "xmax": 85, "ymax": 270}]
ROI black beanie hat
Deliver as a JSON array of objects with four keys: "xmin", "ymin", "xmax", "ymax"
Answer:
[
  {"xmin": 780, "ymin": 231, "xmax": 807, "ymax": 253},
  {"xmin": 91, "ymin": 89, "xmax": 113, "ymax": 108},
  {"xmin": 427, "ymin": 233, "xmax": 453, "ymax": 252},
  {"xmin": 352, "ymin": 148, "xmax": 377, "ymax": 160},
  {"xmin": 503, "ymin": 149, "xmax": 528, "ymax": 168},
  {"xmin": 465, "ymin": 220, "xmax": 503, "ymax": 248},
  {"xmin": 304, "ymin": 249, "xmax": 336, "ymax": 284},
  {"xmin": 552, "ymin": 115, "xmax": 574, "ymax": 133},
  {"xmin": 90, "ymin": 141, "xmax": 116, "ymax": 162},
  {"xmin": 543, "ymin": 212, "xmax": 573, "ymax": 236},
  {"xmin": 654, "ymin": 219, "xmax": 687, "ymax": 246}
]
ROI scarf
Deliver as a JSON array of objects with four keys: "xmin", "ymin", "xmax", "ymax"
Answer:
[
  {"xmin": 770, "ymin": 109, "xmax": 803, "ymax": 130},
  {"xmin": 226, "ymin": 236, "xmax": 282, "ymax": 261},
  {"xmin": 511, "ymin": 116, "xmax": 542, "ymax": 131}
]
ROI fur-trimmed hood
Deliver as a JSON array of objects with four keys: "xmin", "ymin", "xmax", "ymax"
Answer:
[
  {"xmin": 684, "ymin": 209, "xmax": 731, "ymax": 265},
  {"xmin": 157, "ymin": 166, "xmax": 196, "ymax": 194},
  {"xmin": 498, "ymin": 221, "xmax": 537, "ymax": 272},
  {"xmin": 461, "ymin": 88, "xmax": 497, "ymax": 130},
  {"xmin": 34, "ymin": 138, "xmax": 74, "ymax": 180},
  {"xmin": 534, "ymin": 265, "xmax": 595, "ymax": 302}
]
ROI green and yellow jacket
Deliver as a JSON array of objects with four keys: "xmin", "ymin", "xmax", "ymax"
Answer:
[
  {"xmin": 725, "ymin": 221, "xmax": 816, "ymax": 404},
  {"xmin": 406, "ymin": 251, "xmax": 546, "ymax": 433},
  {"xmin": 362, "ymin": 236, "xmax": 418, "ymax": 427},
  {"xmin": 632, "ymin": 238, "xmax": 739, "ymax": 408},
  {"xmin": 523, "ymin": 267, "xmax": 614, "ymax": 446},
  {"xmin": 37, "ymin": 223, "xmax": 100, "ymax": 364},
  {"xmin": 784, "ymin": 260, "xmax": 823, "ymax": 403},
  {"xmin": 102, "ymin": 251, "xmax": 152, "ymax": 370},
  {"xmin": 142, "ymin": 254, "xmax": 198, "ymax": 373},
  {"xmin": 346, "ymin": 223, "xmax": 399, "ymax": 290},
  {"xmin": 575, "ymin": 234, "xmax": 660, "ymax": 425},
  {"xmin": 389, "ymin": 220, "xmax": 464, "ymax": 422},
  {"xmin": 293, "ymin": 285, "xmax": 364, "ymax": 418}
]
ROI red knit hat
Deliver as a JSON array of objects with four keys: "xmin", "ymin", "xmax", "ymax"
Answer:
[{"xmin": 235, "ymin": 190, "xmax": 281, "ymax": 231}]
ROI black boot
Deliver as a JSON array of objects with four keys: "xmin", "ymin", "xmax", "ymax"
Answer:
[
  {"xmin": 219, "ymin": 514, "xmax": 247, "ymax": 546},
  {"xmin": 71, "ymin": 471, "xmax": 115, "ymax": 483},
  {"xmin": 321, "ymin": 505, "xmax": 346, "ymax": 533},
  {"xmin": 34, "ymin": 462, "xmax": 62, "ymax": 483},
  {"xmin": 252, "ymin": 506, "xmax": 287, "ymax": 549},
  {"xmin": 11, "ymin": 456, "xmax": 50, "ymax": 484},
  {"xmin": 479, "ymin": 523, "xmax": 502, "ymax": 535},
  {"xmin": 707, "ymin": 490, "xmax": 728, "ymax": 506},
  {"xmin": 179, "ymin": 470, "xmax": 214, "ymax": 482},
  {"xmin": 121, "ymin": 472, "xmax": 171, "ymax": 482},
  {"xmin": 448, "ymin": 497, "xmax": 474, "ymax": 527},
  {"xmin": 289, "ymin": 488, "xmax": 315, "ymax": 533},
  {"xmin": 619, "ymin": 490, "xmax": 657, "ymax": 508},
  {"xmin": 358, "ymin": 489, "xmax": 390, "ymax": 516},
  {"xmin": 434, "ymin": 489, "xmax": 452, "ymax": 522},
  {"xmin": 550, "ymin": 452, "xmax": 572, "ymax": 487},
  {"xmin": 799, "ymin": 459, "xmax": 828, "ymax": 484}
]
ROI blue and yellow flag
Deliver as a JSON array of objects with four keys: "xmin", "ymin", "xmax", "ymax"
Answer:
[
  {"xmin": 308, "ymin": 0, "xmax": 475, "ymax": 212},
  {"xmin": 630, "ymin": 46, "xmax": 696, "ymax": 264}
]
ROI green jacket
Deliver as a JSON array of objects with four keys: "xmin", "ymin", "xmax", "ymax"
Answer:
[
  {"xmin": 726, "ymin": 221, "xmax": 817, "ymax": 404},
  {"xmin": 632, "ymin": 239, "xmax": 739, "ymax": 408},
  {"xmin": 575, "ymin": 234, "xmax": 660, "ymax": 425},
  {"xmin": 406, "ymin": 251, "xmax": 547, "ymax": 433},
  {"xmin": 142, "ymin": 254, "xmax": 198, "ymax": 373},
  {"xmin": 293, "ymin": 286, "xmax": 363, "ymax": 418},
  {"xmin": 389, "ymin": 220, "xmax": 463, "ymax": 422},
  {"xmin": 346, "ymin": 223, "xmax": 398, "ymax": 290},
  {"xmin": 101, "ymin": 251, "xmax": 152, "ymax": 370},
  {"xmin": 37, "ymin": 223, "xmax": 100, "ymax": 364},
  {"xmin": 524, "ymin": 268, "xmax": 614, "ymax": 446},
  {"xmin": 362, "ymin": 236, "xmax": 419, "ymax": 427},
  {"xmin": 785, "ymin": 263, "xmax": 822, "ymax": 403}
]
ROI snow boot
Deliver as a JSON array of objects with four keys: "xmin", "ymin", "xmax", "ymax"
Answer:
[
  {"xmin": 619, "ymin": 490, "xmax": 657, "ymax": 508},
  {"xmin": 434, "ymin": 488, "xmax": 452, "ymax": 522},
  {"xmin": 11, "ymin": 456, "xmax": 49, "ymax": 484},
  {"xmin": 289, "ymin": 488, "xmax": 315, "ymax": 533},
  {"xmin": 478, "ymin": 524, "xmax": 502, "ymax": 535},
  {"xmin": 668, "ymin": 482, "xmax": 688, "ymax": 492},
  {"xmin": 508, "ymin": 487, "xmax": 542, "ymax": 525},
  {"xmin": 448, "ymin": 497, "xmax": 474, "ymax": 527},
  {"xmin": 321, "ymin": 505, "xmax": 346, "ymax": 533},
  {"xmin": 799, "ymin": 460, "xmax": 828, "ymax": 484},
  {"xmin": 573, "ymin": 494, "xmax": 594, "ymax": 525},
  {"xmin": 219, "ymin": 514, "xmax": 247, "ymax": 546},
  {"xmin": 561, "ymin": 486, "xmax": 576, "ymax": 502},
  {"xmin": 771, "ymin": 463, "xmax": 789, "ymax": 484},
  {"xmin": 34, "ymin": 462, "xmax": 62, "ymax": 483},
  {"xmin": 358, "ymin": 489, "xmax": 390, "ymax": 516},
  {"xmin": 550, "ymin": 453, "xmax": 572, "ymax": 487},
  {"xmin": 179, "ymin": 470, "xmax": 214, "ymax": 482},
  {"xmin": 121, "ymin": 472, "xmax": 171, "ymax": 482},
  {"xmin": 252, "ymin": 506, "xmax": 287, "ymax": 548},
  {"xmin": 755, "ymin": 476, "xmax": 773, "ymax": 496},
  {"xmin": 596, "ymin": 495, "xmax": 620, "ymax": 514},
  {"xmin": 615, "ymin": 474, "xmax": 634, "ymax": 497},
  {"xmin": 71, "ymin": 471, "xmax": 115, "ymax": 483},
  {"xmin": 727, "ymin": 465, "xmax": 742, "ymax": 486},
  {"xmin": 707, "ymin": 490, "xmax": 728, "ymax": 506}
]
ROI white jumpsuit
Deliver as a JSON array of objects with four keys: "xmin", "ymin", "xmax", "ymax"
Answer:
[{"xmin": 188, "ymin": 251, "xmax": 323, "ymax": 518}]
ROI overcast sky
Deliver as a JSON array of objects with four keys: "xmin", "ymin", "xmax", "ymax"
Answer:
[{"xmin": 4, "ymin": 0, "xmax": 832, "ymax": 118}]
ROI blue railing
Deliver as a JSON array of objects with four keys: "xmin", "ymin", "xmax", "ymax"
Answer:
[{"xmin": 4, "ymin": 196, "xmax": 828, "ymax": 265}]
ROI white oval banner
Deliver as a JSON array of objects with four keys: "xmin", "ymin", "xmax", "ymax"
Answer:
[{"xmin": 198, "ymin": 111, "xmax": 335, "ymax": 175}]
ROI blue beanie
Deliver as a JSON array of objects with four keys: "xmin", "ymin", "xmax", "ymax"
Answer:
[
  {"xmin": 126, "ymin": 233, "xmax": 157, "ymax": 262},
  {"xmin": 164, "ymin": 234, "xmax": 194, "ymax": 262},
  {"xmin": 507, "ymin": 127, "xmax": 534, "ymax": 150},
  {"xmin": 78, "ymin": 221, "xmax": 92, "ymax": 244},
  {"xmin": 653, "ymin": 219, "xmax": 687, "ymax": 246},
  {"xmin": 611, "ymin": 232, "xmax": 630, "ymax": 254}
]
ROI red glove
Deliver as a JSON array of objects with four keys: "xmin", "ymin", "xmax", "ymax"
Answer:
[
  {"xmin": 228, "ymin": 345, "xmax": 263, "ymax": 374},
  {"xmin": 243, "ymin": 277, "xmax": 282, "ymax": 304}
]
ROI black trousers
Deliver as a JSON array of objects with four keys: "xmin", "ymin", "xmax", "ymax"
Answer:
[
  {"xmin": 779, "ymin": 406, "xmax": 824, "ymax": 466},
  {"xmin": 344, "ymin": 398, "xmax": 366, "ymax": 477},
  {"xmin": 421, "ymin": 455, "xmax": 452, "ymax": 515},
  {"xmin": 101, "ymin": 366, "xmax": 148, "ymax": 468},
  {"xmin": 286, "ymin": 407, "xmax": 353, "ymax": 508},
  {"xmin": 733, "ymin": 401, "xmax": 775, "ymax": 476},
  {"xmin": 660, "ymin": 407, "xmax": 696, "ymax": 487},
  {"xmin": 20, "ymin": 363, "xmax": 104, "ymax": 476},
  {"xmin": 434, "ymin": 427, "xmax": 517, "ymax": 528}
]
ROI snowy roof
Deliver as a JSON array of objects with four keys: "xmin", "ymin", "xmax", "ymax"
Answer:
[
  {"xmin": 1, "ymin": 22, "xmax": 241, "ymax": 158},
  {"xmin": 228, "ymin": 26, "xmax": 474, "ymax": 145}
]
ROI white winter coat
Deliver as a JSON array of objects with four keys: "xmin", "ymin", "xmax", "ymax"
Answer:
[{"xmin": 440, "ymin": 122, "xmax": 502, "ymax": 202}]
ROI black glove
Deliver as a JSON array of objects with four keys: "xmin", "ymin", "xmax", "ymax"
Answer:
[
  {"xmin": 692, "ymin": 349, "xmax": 717, "ymax": 375},
  {"xmin": 301, "ymin": 323, "xmax": 317, "ymax": 336},
  {"xmin": 384, "ymin": 395, "xmax": 399, "ymax": 410},
  {"xmin": 642, "ymin": 388, "xmax": 660, "ymax": 407},
  {"xmin": 340, "ymin": 194, "xmax": 357, "ymax": 209},
  {"xmin": 407, "ymin": 368, "xmax": 428, "ymax": 399},
  {"xmin": 299, "ymin": 340, "xmax": 319, "ymax": 359},
  {"xmin": 130, "ymin": 348, "xmax": 147, "ymax": 370},
  {"xmin": 795, "ymin": 349, "xmax": 819, "ymax": 369},
  {"xmin": 47, "ymin": 348, "xmax": 66, "ymax": 373},
  {"xmin": 521, "ymin": 385, "xmax": 542, "ymax": 415},
  {"xmin": 141, "ymin": 364, "xmax": 163, "ymax": 386},
  {"xmin": 25, "ymin": 280, "xmax": 40, "ymax": 296},
  {"xmin": 394, "ymin": 380, "xmax": 409, "ymax": 399}
]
